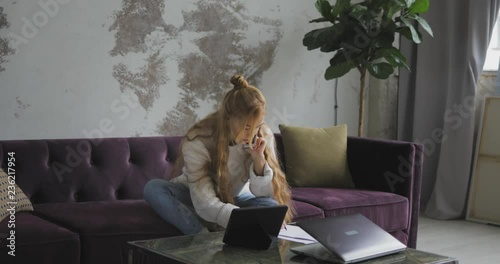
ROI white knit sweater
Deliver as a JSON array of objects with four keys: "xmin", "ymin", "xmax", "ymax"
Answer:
[{"xmin": 170, "ymin": 134, "xmax": 275, "ymax": 228}]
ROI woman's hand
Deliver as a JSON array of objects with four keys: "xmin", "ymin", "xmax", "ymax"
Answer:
[
  {"xmin": 246, "ymin": 135, "xmax": 266, "ymax": 176},
  {"xmin": 249, "ymin": 135, "xmax": 266, "ymax": 157}
]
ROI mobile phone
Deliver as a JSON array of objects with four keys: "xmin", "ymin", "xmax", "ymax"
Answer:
[{"xmin": 244, "ymin": 134, "xmax": 257, "ymax": 149}]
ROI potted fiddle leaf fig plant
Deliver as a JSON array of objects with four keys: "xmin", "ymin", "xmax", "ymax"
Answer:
[{"xmin": 303, "ymin": 0, "xmax": 433, "ymax": 136}]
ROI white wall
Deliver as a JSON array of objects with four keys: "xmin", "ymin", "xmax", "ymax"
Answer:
[{"xmin": 0, "ymin": 0, "xmax": 361, "ymax": 140}]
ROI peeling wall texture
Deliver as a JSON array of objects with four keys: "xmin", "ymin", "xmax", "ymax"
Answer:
[
  {"xmin": 0, "ymin": 0, "xmax": 363, "ymax": 140},
  {"xmin": 0, "ymin": 7, "xmax": 14, "ymax": 73}
]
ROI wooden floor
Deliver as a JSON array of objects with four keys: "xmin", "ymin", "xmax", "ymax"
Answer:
[{"xmin": 416, "ymin": 215, "xmax": 500, "ymax": 264}]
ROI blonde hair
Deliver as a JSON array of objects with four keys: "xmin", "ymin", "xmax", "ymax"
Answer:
[{"xmin": 173, "ymin": 75, "xmax": 295, "ymax": 223}]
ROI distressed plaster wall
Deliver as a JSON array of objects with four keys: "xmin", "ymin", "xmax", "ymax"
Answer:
[{"xmin": 0, "ymin": 0, "xmax": 362, "ymax": 140}]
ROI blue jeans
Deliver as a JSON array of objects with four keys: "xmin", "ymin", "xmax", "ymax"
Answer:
[{"xmin": 143, "ymin": 179, "xmax": 278, "ymax": 235}]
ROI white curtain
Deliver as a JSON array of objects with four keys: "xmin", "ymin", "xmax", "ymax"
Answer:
[{"xmin": 398, "ymin": 1, "xmax": 500, "ymax": 219}]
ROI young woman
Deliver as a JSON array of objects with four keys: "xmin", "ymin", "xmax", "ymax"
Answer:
[{"xmin": 144, "ymin": 75, "xmax": 294, "ymax": 235}]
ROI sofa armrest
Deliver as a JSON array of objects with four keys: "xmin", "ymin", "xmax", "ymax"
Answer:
[
  {"xmin": 347, "ymin": 136, "xmax": 423, "ymax": 248},
  {"xmin": 347, "ymin": 136, "xmax": 422, "ymax": 195}
]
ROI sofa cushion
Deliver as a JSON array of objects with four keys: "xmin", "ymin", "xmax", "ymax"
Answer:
[
  {"xmin": 0, "ymin": 168, "xmax": 34, "ymax": 222},
  {"xmin": 278, "ymin": 124, "xmax": 354, "ymax": 188},
  {"xmin": 292, "ymin": 188, "xmax": 409, "ymax": 232},
  {"xmin": 292, "ymin": 200, "xmax": 324, "ymax": 222},
  {"xmin": 0, "ymin": 212, "xmax": 80, "ymax": 264},
  {"xmin": 33, "ymin": 200, "xmax": 182, "ymax": 264}
]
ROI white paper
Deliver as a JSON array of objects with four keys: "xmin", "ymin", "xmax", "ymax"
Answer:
[{"xmin": 278, "ymin": 225, "xmax": 317, "ymax": 244}]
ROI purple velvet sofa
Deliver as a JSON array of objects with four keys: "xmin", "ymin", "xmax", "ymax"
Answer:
[{"xmin": 0, "ymin": 135, "xmax": 423, "ymax": 264}]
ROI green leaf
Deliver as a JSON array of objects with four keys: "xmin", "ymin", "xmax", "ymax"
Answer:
[
  {"xmin": 325, "ymin": 61, "xmax": 356, "ymax": 80},
  {"xmin": 331, "ymin": 0, "xmax": 351, "ymax": 18},
  {"xmin": 329, "ymin": 50, "xmax": 348, "ymax": 65},
  {"xmin": 404, "ymin": 0, "xmax": 416, "ymax": 8},
  {"xmin": 303, "ymin": 27, "xmax": 331, "ymax": 50},
  {"xmin": 412, "ymin": 15, "xmax": 433, "ymax": 37},
  {"xmin": 391, "ymin": 0, "xmax": 407, "ymax": 7},
  {"xmin": 380, "ymin": 20, "xmax": 397, "ymax": 33},
  {"xmin": 382, "ymin": 0, "xmax": 409, "ymax": 9},
  {"xmin": 315, "ymin": 0, "xmax": 333, "ymax": 21},
  {"xmin": 372, "ymin": 33, "xmax": 395, "ymax": 48},
  {"xmin": 309, "ymin": 17, "xmax": 331, "ymax": 23},
  {"xmin": 320, "ymin": 23, "xmax": 345, "ymax": 52},
  {"xmin": 367, "ymin": 62, "xmax": 394, "ymax": 79},
  {"xmin": 374, "ymin": 47, "xmax": 410, "ymax": 70},
  {"xmin": 399, "ymin": 17, "xmax": 421, "ymax": 43},
  {"xmin": 396, "ymin": 26, "xmax": 422, "ymax": 42},
  {"xmin": 384, "ymin": 0, "xmax": 405, "ymax": 19},
  {"xmin": 338, "ymin": 41, "xmax": 366, "ymax": 63},
  {"xmin": 348, "ymin": 4, "xmax": 372, "ymax": 25},
  {"xmin": 321, "ymin": 40, "xmax": 342, "ymax": 53},
  {"xmin": 303, "ymin": 23, "xmax": 346, "ymax": 52},
  {"xmin": 351, "ymin": 3, "xmax": 367, "ymax": 13},
  {"xmin": 396, "ymin": 27, "xmax": 411, "ymax": 40},
  {"xmin": 386, "ymin": 6, "xmax": 400, "ymax": 19},
  {"xmin": 409, "ymin": 0, "xmax": 430, "ymax": 14},
  {"xmin": 303, "ymin": 31, "xmax": 319, "ymax": 50},
  {"xmin": 367, "ymin": 0, "xmax": 388, "ymax": 9}
]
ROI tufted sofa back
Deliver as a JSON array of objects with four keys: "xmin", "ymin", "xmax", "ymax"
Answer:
[
  {"xmin": 0, "ymin": 137, "xmax": 185, "ymax": 204},
  {"xmin": 0, "ymin": 136, "xmax": 287, "ymax": 205}
]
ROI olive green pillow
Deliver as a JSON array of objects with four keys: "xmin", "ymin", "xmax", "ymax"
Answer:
[
  {"xmin": 0, "ymin": 168, "xmax": 34, "ymax": 222},
  {"xmin": 278, "ymin": 124, "xmax": 355, "ymax": 188}
]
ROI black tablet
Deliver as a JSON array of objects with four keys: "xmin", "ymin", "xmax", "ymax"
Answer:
[{"xmin": 222, "ymin": 205, "xmax": 288, "ymax": 250}]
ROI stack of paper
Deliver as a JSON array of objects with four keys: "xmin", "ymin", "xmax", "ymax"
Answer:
[{"xmin": 278, "ymin": 225, "xmax": 317, "ymax": 244}]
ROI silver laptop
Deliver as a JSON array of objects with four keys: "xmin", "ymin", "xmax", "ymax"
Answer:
[{"xmin": 290, "ymin": 213, "xmax": 406, "ymax": 263}]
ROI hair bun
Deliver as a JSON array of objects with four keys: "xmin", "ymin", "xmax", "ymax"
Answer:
[{"xmin": 230, "ymin": 75, "xmax": 248, "ymax": 90}]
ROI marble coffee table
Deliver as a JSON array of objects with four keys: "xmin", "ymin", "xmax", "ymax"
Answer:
[{"xmin": 125, "ymin": 231, "xmax": 458, "ymax": 264}]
